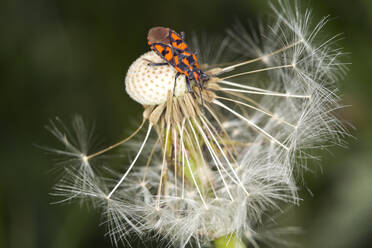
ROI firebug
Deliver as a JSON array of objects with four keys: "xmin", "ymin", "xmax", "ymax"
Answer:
[{"xmin": 147, "ymin": 27, "xmax": 210, "ymax": 96}]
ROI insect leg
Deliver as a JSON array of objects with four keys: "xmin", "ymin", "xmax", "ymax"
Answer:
[
  {"xmin": 148, "ymin": 62, "xmax": 169, "ymax": 66},
  {"xmin": 173, "ymin": 72, "xmax": 181, "ymax": 96},
  {"xmin": 185, "ymin": 77, "xmax": 193, "ymax": 94}
]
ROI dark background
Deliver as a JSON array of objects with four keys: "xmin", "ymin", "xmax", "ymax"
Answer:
[{"xmin": 1, "ymin": 0, "xmax": 371, "ymax": 247}]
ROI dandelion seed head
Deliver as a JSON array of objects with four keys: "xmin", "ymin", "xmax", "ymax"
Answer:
[{"xmin": 125, "ymin": 51, "xmax": 186, "ymax": 105}]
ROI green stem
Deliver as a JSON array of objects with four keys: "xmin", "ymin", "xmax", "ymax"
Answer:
[{"xmin": 214, "ymin": 234, "xmax": 246, "ymax": 248}]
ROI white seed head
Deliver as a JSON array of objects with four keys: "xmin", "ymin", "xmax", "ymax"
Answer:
[{"xmin": 125, "ymin": 51, "xmax": 186, "ymax": 105}]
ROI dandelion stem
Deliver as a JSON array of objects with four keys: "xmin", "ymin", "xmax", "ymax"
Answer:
[
  {"xmin": 87, "ymin": 119, "xmax": 146, "ymax": 160},
  {"xmin": 221, "ymin": 64, "xmax": 294, "ymax": 80},
  {"xmin": 214, "ymin": 233, "xmax": 246, "ymax": 248},
  {"xmin": 107, "ymin": 123, "xmax": 152, "ymax": 199},
  {"xmin": 219, "ymin": 39, "xmax": 303, "ymax": 73}
]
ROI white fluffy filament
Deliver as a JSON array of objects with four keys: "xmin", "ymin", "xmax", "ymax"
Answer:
[
  {"xmin": 213, "ymin": 100, "xmax": 289, "ymax": 151},
  {"xmin": 184, "ymin": 120, "xmax": 208, "ymax": 208},
  {"xmin": 216, "ymin": 96, "xmax": 297, "ymax": 128},
  {"xmin": 156, "ymin": 123, "xmax": 171, "ymax": 209},
  {"xmin": 220, "ymin": 88, "xmax": 311, "ymax": 99},
  {"xmin": 191, "ymin": 119, "xmax": 235, "ymax": 201},
  {"xmin": 221, "ymin": 64, "xmax": 294, "ymax": 80},
  {"xmin": 219, "ymin": 39, "xmax": 304, "ymax": 73},
  {"xmin": 107, "ymin": 123, "xmax": 153, "ymax": 199},
  {"xmin": 199, "ymin": 116, "xmax": 250, "ymax": 196}
]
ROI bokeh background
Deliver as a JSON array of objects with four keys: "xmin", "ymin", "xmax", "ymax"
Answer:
[{"xmin": 1, "ymin": 0, "xmax": 371, "ymax": 247}]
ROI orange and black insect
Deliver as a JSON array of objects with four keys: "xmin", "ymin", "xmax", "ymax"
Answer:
[{"xmin": 147, "ymin": 26, "xmax": 209, "ymax": 94}]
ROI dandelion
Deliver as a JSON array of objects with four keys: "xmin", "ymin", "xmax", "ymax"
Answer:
[{"xmin": 48, "ymin": 1, "xmax": 346, "ymax": 247}]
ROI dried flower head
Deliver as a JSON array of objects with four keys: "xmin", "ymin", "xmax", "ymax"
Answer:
[{"xmin": 48, "ymin": 1, "xmax": 347, "ymax": 247}]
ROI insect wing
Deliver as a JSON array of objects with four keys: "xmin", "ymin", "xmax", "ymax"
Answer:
[{"xmin": 150, "ymin": 43, "xmax": 174, "ymax": 65}]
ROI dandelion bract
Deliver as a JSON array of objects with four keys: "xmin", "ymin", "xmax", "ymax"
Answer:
[{"xmin": 48, "ymin": 1, "xmax": 347, "ymax": 247}]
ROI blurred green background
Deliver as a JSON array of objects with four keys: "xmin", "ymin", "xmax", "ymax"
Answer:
[{"xmin": 1, "ymin": 0, "xmax": 371, "ymax": 247}]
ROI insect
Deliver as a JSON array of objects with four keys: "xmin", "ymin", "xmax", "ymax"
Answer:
[{"xmin": 147, "ymin": 26, "xmax": 210, "ymax": 96}]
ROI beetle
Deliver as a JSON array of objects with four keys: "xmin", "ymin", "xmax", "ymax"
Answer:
[{"xmin": 147, "ymin": 26, "xmax": 209, "ymax": 96}]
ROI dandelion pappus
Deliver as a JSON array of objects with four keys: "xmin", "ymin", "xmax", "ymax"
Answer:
[{"xmin": 147, "ymin": 26, "xmax": 210, "ymax": 97}]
